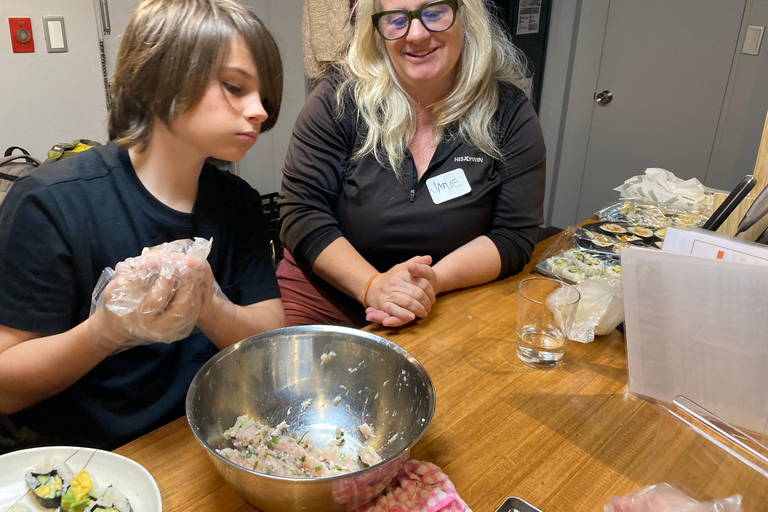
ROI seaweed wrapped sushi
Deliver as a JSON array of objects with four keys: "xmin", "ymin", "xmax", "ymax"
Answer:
[{"xmin": 24, "ymin": 463, "xmax": 73, "ymax": 509}]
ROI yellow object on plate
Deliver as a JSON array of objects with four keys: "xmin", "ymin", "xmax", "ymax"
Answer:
[{"xmin": 69, "ymin": 470, "xmax": 93, "ymax": 501}]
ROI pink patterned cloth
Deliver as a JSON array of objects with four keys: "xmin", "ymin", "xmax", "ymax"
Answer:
[{"xmin": 354, "ymin": 460, "xmax": 472, "ymax": 512}]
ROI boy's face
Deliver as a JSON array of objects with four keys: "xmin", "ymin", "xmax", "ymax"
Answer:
[{"xmin": 171, "ymin": 37, "xmax": 267, "ymax": 162}]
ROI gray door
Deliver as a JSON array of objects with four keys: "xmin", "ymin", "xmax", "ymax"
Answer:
[{"xmin": 575, "ymin": 0, "xmax": 747, "ymax": 221}]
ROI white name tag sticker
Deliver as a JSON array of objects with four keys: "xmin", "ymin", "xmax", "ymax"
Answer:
[{"xmin": 426, "ymin": 168, "xmax": 471, "ymax": 205}]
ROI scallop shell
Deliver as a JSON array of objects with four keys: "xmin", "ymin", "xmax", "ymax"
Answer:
[
  {"xmin": 615, "ymin": 234, "xmax": 641, "ymax": 243},
  {"xmin": 629, "ymin": 225, "xmax": 654, "ymax": 237},
  {"xmin": 600, "ymin": 223, "xmax": 627, "ymax": 234}
]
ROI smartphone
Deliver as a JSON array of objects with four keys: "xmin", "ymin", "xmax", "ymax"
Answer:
[{"xmin": 494, "ymin": 497, "xmax": 544, "ymax": 512}]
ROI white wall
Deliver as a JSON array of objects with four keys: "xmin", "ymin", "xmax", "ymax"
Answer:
[
  {"xmin": 0, "ymin": 0, "xmax": 305, "ymax": 195},
  {"xmin": 238, "ymin": 0, "xmax": 305, "ymax": 195},
  {"xmin": 0, "ymin": 0, "xmax": 109, "ymax": 158}
]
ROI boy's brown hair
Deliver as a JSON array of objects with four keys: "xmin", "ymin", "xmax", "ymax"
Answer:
[{"xmin": 109, "ymin": 0, "xmax": 283, "ymax": 150}]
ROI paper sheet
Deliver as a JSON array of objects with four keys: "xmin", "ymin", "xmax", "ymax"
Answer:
[
  {"xmin": 622, "ymin": 245, "xmax": 768, "ymax": 433},
  {"xmin": 663, "ymin": 227, "xmax": 768, "ymax": 265}
]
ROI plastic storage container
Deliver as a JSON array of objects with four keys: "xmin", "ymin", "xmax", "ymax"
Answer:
[{"xmin": 646, "ymin": 396, "xmax": 768, "ymax": 510}]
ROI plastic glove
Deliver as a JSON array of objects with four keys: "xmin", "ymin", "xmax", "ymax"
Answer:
[
  {"xmin": 605, "ymin": 483, "xmax": 742, "ymax": 512},
  {"xmin": 88, "ymin": 238, "xmax": 215, "ymax": 353}
]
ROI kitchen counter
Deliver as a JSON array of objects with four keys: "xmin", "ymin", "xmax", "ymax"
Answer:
[{"xmin": 114, "ymin": 235, "xmax": 658, "ymax": 511}]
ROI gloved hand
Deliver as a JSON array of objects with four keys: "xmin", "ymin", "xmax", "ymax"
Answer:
[
  {"xmin": 87, "ymin": 238, "xmax": 219, "ymax": 353},
  {"xmin": 605, "ymin": 483, "xmax": 742, "ymax": 512}
]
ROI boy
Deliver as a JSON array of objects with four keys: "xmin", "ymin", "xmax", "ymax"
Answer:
[{"xmin": 0, "ymin": 0, "xmax": 285, "ymax": 453}]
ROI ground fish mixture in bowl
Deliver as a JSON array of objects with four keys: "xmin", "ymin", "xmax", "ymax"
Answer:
[
  {"xmin": 186, "ymin": 326, "xmax": 435, "ymax": 512},
  {"xmin": 218, "ymin": 416, "xmax": 381, "ymax": 478}
]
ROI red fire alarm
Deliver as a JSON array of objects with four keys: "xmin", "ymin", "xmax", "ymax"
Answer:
[{"xmin": 9, "ymin": 18, "xmax": 35, "ymax": 53}]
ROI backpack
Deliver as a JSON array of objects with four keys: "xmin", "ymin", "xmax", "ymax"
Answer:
[
  {"xmin": 45, "ymin": 139, "xmax": 102, "ymax": 163},
  {"xmin": 0, "ymin": 146, "xmax": 41, "ymax": 207}
]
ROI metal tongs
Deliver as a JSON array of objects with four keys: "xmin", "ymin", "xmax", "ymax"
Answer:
[
  {"xmin": 736, "ymin": 183, "xmax": 768, "ymax": 244},
  {"xmin": 702, "ymin": 175, "xmax": 756, "ymax": 232}
]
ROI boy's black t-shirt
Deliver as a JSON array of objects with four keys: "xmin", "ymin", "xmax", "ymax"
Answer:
[{"xmin": 0, "ymin": 142, "xmax": 279, "ymax": 453}]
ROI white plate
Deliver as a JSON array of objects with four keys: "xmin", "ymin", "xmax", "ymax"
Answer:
[{"xmin": 0, "ymin": 446, "xmax": 162, "ymax": 511}]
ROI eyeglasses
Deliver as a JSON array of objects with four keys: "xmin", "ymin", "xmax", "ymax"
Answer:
[{"xmin": 372, "ymin": 0, "xmax": 462, "ymax": 41}]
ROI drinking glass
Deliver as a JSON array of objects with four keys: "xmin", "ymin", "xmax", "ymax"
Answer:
[{"xmin": 516, "ymin": 277, "xmax": 580, "ymax": 369}]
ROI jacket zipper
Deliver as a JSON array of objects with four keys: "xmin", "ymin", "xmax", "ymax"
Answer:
[{"xmin": 409, "ymin": 153, "xmax": 417, "ymax": 203}]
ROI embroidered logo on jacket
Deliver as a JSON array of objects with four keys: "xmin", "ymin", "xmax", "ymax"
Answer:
[{"xmin": 454, "ymin": 156, "xmax": 484, "ymax": 163}]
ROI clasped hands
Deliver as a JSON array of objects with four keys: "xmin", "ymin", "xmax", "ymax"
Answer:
[
  {"xmin": 87, "ymin": 239, "xmax": 228, "ymax": 353},
  {"xmin": 364, "ymin": 255, "xmax": 439, "ymax": 327}
]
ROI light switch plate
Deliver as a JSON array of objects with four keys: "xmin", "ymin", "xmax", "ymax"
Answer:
[
  {"xmin": 742, "ymin": 25, "xmax": 764, "ymax": 56},
  {"xmin": 42, "ymin": 16, "xmax": 67, "ymax": 53}
]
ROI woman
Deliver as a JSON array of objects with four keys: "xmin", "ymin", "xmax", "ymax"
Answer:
[
  {"xmin": 278, "ymin": 0, "xmax": 545, "ymax": 327},
  {"xmin": 0, "ymin": 0, "xmax": 284, "ymax": 452}
]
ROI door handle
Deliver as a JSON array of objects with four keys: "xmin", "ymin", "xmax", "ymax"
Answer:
[{"xmin": 595, "ymin": 90, "xmax": 613, "ymax": 105}]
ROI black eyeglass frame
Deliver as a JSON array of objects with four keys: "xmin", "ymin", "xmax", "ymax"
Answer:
[{"xmin": 371, "ymin": 0, "xmax": 462, "ymax": 41}]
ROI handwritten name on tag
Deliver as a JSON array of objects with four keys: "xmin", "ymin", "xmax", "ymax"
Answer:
[{"xmin": 426, "ymin": 168, "xmax": 471, "ymax": 205}]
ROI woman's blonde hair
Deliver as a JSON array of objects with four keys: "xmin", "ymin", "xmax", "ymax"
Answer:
[
  {"xmin": 336, "ymin": 0, "xmax": 530, "ymax": 179},
  {"xmin": 109, "ymin": 0, "xmax": 283, "ymax": 150}
]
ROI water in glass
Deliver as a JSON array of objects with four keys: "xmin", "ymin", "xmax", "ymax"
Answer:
[{"xmin": 517, "ymin": 325, "xmax": 566, "ymax": 369}]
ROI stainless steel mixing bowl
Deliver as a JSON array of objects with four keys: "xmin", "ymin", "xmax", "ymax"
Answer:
[{"xmin": 186, "ymin": 325, "xmax": 436, "ymax": 512}]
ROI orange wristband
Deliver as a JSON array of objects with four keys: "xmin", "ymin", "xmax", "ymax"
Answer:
[{"xmin": 362, "ymin": 273, "xmax": 381, "ymax": 309}]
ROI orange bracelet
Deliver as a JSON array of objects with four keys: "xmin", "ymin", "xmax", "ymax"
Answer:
[{"xmin": 362, "ymin": 273, "xmax": 381, "ymax": 309}]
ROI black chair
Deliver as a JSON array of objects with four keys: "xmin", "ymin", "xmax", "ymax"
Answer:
[{"xmin": 261, "ymin": 192, "xmax": 283, "ymax": 264}]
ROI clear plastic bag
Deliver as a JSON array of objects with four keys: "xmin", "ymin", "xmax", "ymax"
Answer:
[
  {"xmin": 597, "ymin": 199, "xmax": 710, "ymax": 229},
  {"xmin": 605, "ymin": 483, "xmax": 742, "ymax": 512},
  {"xmin": 536, "ymin": 228, "xmax": 624, "ymax": 342},
  {"xmin": 569, "ymin": 277, "xmax": 624, "ymax": 343},
  {"xmin": 89, "ymin": 237, "xmax": 213, "ymax": 352},
  {"xmin": 613, "ymin": 168, "xmax": 715, "ymax": 211}
]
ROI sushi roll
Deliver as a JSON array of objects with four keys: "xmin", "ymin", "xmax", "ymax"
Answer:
[
  {"xmin": 546, "ymin": 256, "xmax": 571, "ymax": 274},
  {"xmin": 654, "ymin": 228, "xmax": 667, "ymax": 239},
  {"xmin": 561, "ymin": 265, "xmax": 585, "ymax": 283},
  {"xmin": 628, "ymin": 225, "xmax": 654, "ymax": 238},
  {"xmin": 655, "ymin": 240, "xmax": 664, "ymax": 249},
  {"xmin": 563, "ymin": 248, "xmax": 586, "ymax": 263},
  {"xmin": 604, "ymin": 264, "xmax": 622, "ymax": 278},
  {"xmin": 84, "ymin": 487, "xmax": 133, "ymax": 512},
  {"xmin": 25, "ymin": 463, "xmax": 73, "ymax": 509},
  {"xmin": 60, "ymin": 470, "xmax": 96, "ymax": 512},
  {"xmin": 583, "ymin": 257, "xmax": 604, "ymax": 277},
  {"xmin": 600, "ymin": 223, "xmax": 627, "ymax": 234}
]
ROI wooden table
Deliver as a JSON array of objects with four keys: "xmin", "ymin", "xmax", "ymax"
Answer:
[{"xmin": 115, "ymin": 238, "xmax": 660, "ymax": 512}]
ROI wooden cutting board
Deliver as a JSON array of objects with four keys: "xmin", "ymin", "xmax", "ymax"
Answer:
[{"xmin": 712, "ymin": 109, "xmax": 768, "ymax": 239}]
